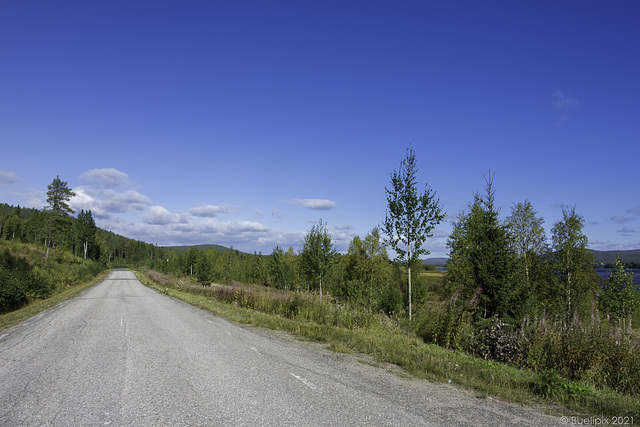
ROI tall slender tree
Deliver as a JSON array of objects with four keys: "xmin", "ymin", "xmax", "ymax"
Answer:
[
  {"xmin": 75, "ymin": 209, "xmax": 96, "ymax": 259},
  {"xmin": 383, "ymin": 147, "xmax": 444, "ymax": 320},
  {"xmin": 301, "ymin": 220, "xmax": 336, "ymax": 296},
  {"xmin": 599, "ymin": 256, "xmax": 638, "ymax": 330},
  {"xmin": 44, "ymin": 176, "xmax": 76, "ymax": 257},
  {"xmin": 550, "ymin": 205, "xmax": 596, "ymax": 323},
  {"xmin": 505, "ymin": 200, "xmax": 546, "ymax": 282}
]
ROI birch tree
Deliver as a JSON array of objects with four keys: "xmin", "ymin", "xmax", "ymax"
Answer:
[
  {"xmin": 505, "ymin": 200, "xmax": 545, "ymax": 282},
  {"xmin": 383, "ymin": 147, "xmax": 444, "ymax": 320},
  {"xmin": 301, "ymin": 220, "xmax": 336, "ymax": 296}
]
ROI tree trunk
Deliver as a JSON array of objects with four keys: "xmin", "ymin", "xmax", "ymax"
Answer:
[
  {"xmin": 407, "ymin": 239, "xmax": 412, "ymax": 321},
  {"xmin": 408, "ymin": 264, "xmax": 412, "ymax": 320}
]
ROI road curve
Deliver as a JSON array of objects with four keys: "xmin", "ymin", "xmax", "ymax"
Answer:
[{"xmin": 0, "ymin": 270, "xmax": 560, "ymax": 426}]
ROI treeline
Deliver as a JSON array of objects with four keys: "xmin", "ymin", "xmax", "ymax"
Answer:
[
  {"xmin": 155, "ymin": 224, "xmax": 411, "ymax": 316},
  {"xmin": 0, "ymin": 175, "xmax": 166, "ymax": 313},
  {"xmin": 409, "ymin": 175, "xmax": 640, "ymax": 396},
  {"xmin": 0, "ymin": 203, "xmax": 164, "ymax": 266}
]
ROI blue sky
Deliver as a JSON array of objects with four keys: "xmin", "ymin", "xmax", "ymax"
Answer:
[{"xmin": 1, "ymin": 1, "xmax": 639, "ymax": 258}]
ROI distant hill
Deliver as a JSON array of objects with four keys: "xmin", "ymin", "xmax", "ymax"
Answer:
[
  {"xmin": 591, "ymin": 249, "xmax": 640, "ymax": 265},
  {"xmin": 162, "ymin": 244, "xmax": 240, "ymax": 254},
  {"xmin": 423, "ymin": 257, "xmax": 449, "ymax": 266}
]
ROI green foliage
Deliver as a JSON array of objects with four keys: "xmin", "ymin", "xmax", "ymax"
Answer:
[
  {"xmin": 522, "ymin": 315, "xmax": 640, "ymax": 396},
  {"xmin": 0, "ymin": 248, "xmax": 54, "ymax": 312},
  {"xmin": 300, "ymin": 220, "xmax": 337, "ymax": 295},
  {"xmin": 505, "ymin": 200, "xmax": 546, "ymax": 283},
  {"xmin": 550, "ymin": 205, "xmax": 598, "ymax": 322},
  {"xmin": 599, "ymin": 257, "xmax": 639, "ymax": 326},
  {"xmin": 534, "ymin": 370, "xmax": 592, "ymax": 400},
  {"xmin": 0, "ymin": 241, "xmax": 107, "ymax": 314},
  {"xmin": 45, "ymin": 175, "xmax": 76, "ymax": 217},
  {"xmin": 377, "ymin": 284, "xmax": 404, "ymax": 316},
  {"xmin": 335, "ymin": 228, "xmax": 394, "ymax": 307},
  {"xmin": 467, "ymin": 316, "xmax": 521, "ymax": 365},
  {"xmin": 383, "ymin": 147, "xmax": 444, "ymax": 319},
  {"xmin": 75, "ymin": 209, "xmax": 97, "ymax": 259},
  {"xmin": 444, "ymin": 173, "xmax": 523, "ymax": 321},
  {"xmin": 268, "ymin": 246, "xmax": 287, "ymax": 289}
]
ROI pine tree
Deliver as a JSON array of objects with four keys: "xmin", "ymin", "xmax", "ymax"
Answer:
[
  {"xmin": 46, "ymin": 176, "xmax": 76, "ymax": 217},
  {"xmin": 44, "ymin": 176, "xmax": 76, "ymax": 256}
]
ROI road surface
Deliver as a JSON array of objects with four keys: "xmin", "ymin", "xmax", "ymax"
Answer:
[{"xmin": 0, "ymin": 270, "xmax": 560, "ymax": 426}]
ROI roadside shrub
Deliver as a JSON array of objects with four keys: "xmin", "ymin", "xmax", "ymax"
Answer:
[
  {"xmin": 378, "ymin": 285, "xmax": 403, "ymax": 316},
  {"xmin": 0, "ymin": 267, "xmax": 28, "ymax": 313},
  {"xmin": 413, "ymin": 298, "xmax": 468, "ymax": 349},
  {"xmin": 467, "ymin": 315, "xmax": 521, "ymax": 365},
  {"xmin": 0, "ymin": 249, "xmax": 56, "ymax": 312}
]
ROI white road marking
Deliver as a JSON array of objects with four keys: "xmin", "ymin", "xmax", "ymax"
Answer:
[{"xmin": 290, "ymin": 373, "xmax": 317, "ymax": 390}]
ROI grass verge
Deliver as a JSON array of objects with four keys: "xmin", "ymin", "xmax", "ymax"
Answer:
[
  {"xmin": 136, "ymin": 270, "xmax": 639, "ymax": 420},
  {"xmin": 0, "ymin": 270, "xmax": 110, "ymax": 332}
]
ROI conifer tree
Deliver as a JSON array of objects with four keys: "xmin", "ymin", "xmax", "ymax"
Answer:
[
  {"xmin": 444, "ymin": 173, "xmax": 522, "ymax": 320},
  {"xmin": 46, "ymin": 175, "xmax": 76, "ymax": 217}
]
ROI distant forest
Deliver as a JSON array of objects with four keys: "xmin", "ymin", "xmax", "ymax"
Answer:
[{"xmin": 0, "ymin": 202, "xmax": 163, "ymax": 265}]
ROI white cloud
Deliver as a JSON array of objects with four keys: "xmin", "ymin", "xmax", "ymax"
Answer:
[
  {"xmin": 71, "ymin": 186, "xmax": 152, "ymax": 219},
  {"xmin": 292, "ymin": 198, "xmax": 338, "ymax": 210},
  {"xmin": 80, "ymin": 168, "xmax": 130, "ymax": 187},
  {"xmin": 189, "ymin": 204, "xmax": 237, "ymax": 218},
  {"xmin": 0, "ymin": 171, "xmax": 19, "ymax": 185},
  {"xmin": 143, "ymin": 206, "xmax": 187, "ymax": 225},
  {"xmin": 552, "ymin": 90, "xmax": 578, "ymax": 110}
]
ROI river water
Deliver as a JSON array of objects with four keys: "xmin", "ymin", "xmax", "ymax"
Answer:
[
  {"xmin": 436, "ymin": 267, "xmax": 640, "ymax": 287},
  {"xmin": 595, "ymin": 268, "xmax": 640, "ymax": 287}
]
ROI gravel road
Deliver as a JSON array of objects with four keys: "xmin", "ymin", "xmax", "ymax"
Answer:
[{"xmin": 0, "ymin": 270, "xmax": 562, "ymax": 426}]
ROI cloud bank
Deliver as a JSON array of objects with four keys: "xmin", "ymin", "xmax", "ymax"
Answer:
[{"xmin": 292, "ymin": 198, "xmax": 338, "ymax": 210}]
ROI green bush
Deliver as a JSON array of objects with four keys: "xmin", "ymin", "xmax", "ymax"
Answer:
[
  {"xmin": 378, "ymin": 285, "xmax": 403, "ymax": 316},
  {"xmin": 467, "ymin": 316, "xmax": 521, "ymax": 365},
  {"xmin": 0, "ymin": 267, "xmax": 29, "ymax": 312}
]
